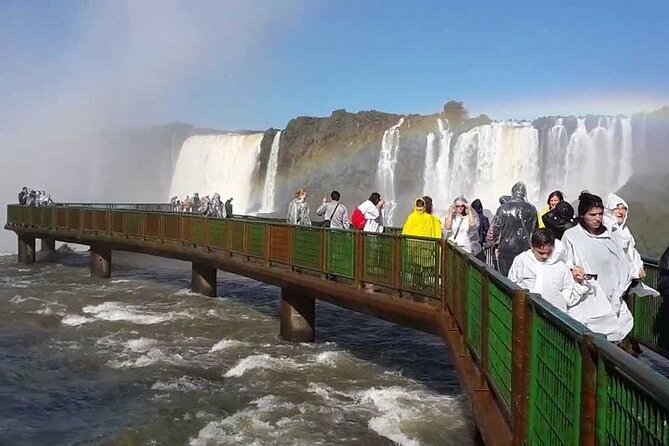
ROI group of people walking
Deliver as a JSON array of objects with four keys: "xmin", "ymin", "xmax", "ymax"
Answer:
[
  {"xmin": 18, "ymin": 187, "xmax": 53, "ymax": 207},
  {"xmin": 285, "ymin": 181, "xmax": 663, "ymax": 349},
  {"xmin": 170, "ymin": 193, "xmax": 233, "ymax": 218}
]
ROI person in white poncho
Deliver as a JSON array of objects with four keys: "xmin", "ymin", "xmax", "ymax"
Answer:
[
  {"xmin": 508, "ymin": 229, "xmax": 587, "ymax": 313},
  {"xmin": 561, "ymin": 192, "xmax": 634, "ymax": 342},
  {"xmin": 604, "ymin": 193, "xmax": 659, "ymax": 297}
]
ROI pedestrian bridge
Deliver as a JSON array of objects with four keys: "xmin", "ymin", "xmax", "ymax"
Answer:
[{"xmin": 5, "ymin": 203, "xmax": 669, "ymax": 446}]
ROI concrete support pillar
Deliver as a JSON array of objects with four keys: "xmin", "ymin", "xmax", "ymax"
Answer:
[
  {"xmin": 191, "ymin": 262, "xmax": 217, "ymax": 297},
  {"xmin": 90, "ymin": 244, "xmax": 112, "ymax": 278},
  {"xmin": 40, "ymin": 237, "xmax": 56, "ymax": 253},
  {"xmin": 17, "ymin": 234, "xmax": 36, "ymax": 264},
  {"xmin": 280, "ymin": 286, "xmax": 315, "ymax": 342}
]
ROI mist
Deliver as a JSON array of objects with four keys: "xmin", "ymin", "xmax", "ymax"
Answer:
[{"xmin": 0, "ymin": 1, "xmax": 303, "ymax": 253}]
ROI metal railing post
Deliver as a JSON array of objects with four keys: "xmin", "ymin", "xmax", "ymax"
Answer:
[
  {"xmin": 579, "ymin": 334, "xmax": 598, "ymax": 446},
  {"xmin": 511, "ymin": 289, "xmax": 531, "ymax": 445},
  {"xmin": 480, "ymin": 272, "xmax": 490, "ymax": 390}
]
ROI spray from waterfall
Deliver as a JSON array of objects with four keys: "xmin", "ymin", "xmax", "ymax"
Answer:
[
  {"xmin": 376, "ymin": 118, "xmax": 404, "ymax": 226},
  {"xmin": 169, "ymin": 133, "xmax": 264, "ymax": 214},
  {"xmin": 260, "ymin": 131, "xmax": 282, "ymax": 213}
]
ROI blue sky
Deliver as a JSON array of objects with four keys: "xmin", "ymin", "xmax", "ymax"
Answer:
[{"xmin": 1, "ymin": 0, "xmax": 668, "ymax": 131}]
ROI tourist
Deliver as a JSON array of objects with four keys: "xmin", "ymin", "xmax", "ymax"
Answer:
[
  {"xmin": 211, "ymin": 193, "xmax": 223, "ymax": 218},
  {"xmin": 508, "ymin": 229, "xmax": 586, "ymax": 312},
  {"xmin": 192, "ymin": 193, "xmax": 201, "ymax": 213},
  {"xmin": 422, "ymin": 196, "xmax": 443, "ymax": 236},
  {"xmin": 224, "ymin": 198, "xmax": 233, "ymax": 218},
  {"xmin": 538, "ymin": 190, "xmax": 565, "ymax": 228},
  {"xmin": 353, "ymin": 193, "xmax": 384, "ymax": 233},
  {"xmin": 401, "ymin": 197, "xmax": 442, "ymax": 238},
  {"xmin": 542, "ymin": 201, "xmax": 576, "ymax": 240},
  {"xmin": 183, "ymin": 195, "xmax": 192, "ymax": 212},
  {"xmin": 562, "ymin": 192, "xmax": 634, "ymax": 342},
  {"xmin": 604, "ymin": 193, "xmax": 659, "ymax": 297},
  {"xmin": 660, "ymin": 245, "xmax": 669, "ymax": 298},
  {"xmin": 491, "ymin": 181, "xmax": 538, "ymax": 275},
  {"xmin": 18, "ymin": 187, "xmax": 28, "ymax": 205},
  {"xmin": 316, "ymin": 190, "xmax": 350, "ymax": 229},
  {"xmin": 471, "ymin": 198, "xmax": 490, "ymax": 263},
  {"xmin": 444, "ymin": 197, "xmax": 481, "ymax": 257},
  {"xmin": 287, "ymin": 189, "xmax": 311, "ymax": 226}
]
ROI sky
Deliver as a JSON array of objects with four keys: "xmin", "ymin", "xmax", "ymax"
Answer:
[{"xmin": 1, "ymin": 0, "xmax": 668, "ymax": 132}]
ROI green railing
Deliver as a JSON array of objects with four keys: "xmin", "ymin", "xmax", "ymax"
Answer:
[{"xmin": 7, "ymin": 204, "xmax": 669, "ymax": 445}]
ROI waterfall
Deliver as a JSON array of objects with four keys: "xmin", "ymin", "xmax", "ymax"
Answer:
[
  {"xmin": 619, "ymin": 117, "xmax": 633, "ymax": 187},
  {"xmin": 169, "ymin": 133, "xmax": 264, "ymax": 214},
  {"xmin": 260, "ymin": 131, "xmax": 282, "ymax": 213},
  {"xmin": 422, "ymin": 132, "xmax": 436, "ymax": 196},
  {"xmin": 376, "ymin": 118, "xmax": 404, "ymax": 226},
  {"xmin": 429, "ymin": 121, "xmax": 539, "ymax": 214}
]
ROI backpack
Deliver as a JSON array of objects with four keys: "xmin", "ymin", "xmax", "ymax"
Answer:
[{"xmin": 351, "ymin": 207, "xmax": 366, "ymax": 230}]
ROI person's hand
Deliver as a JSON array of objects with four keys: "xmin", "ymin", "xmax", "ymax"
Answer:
[
  {"xmin": 572, "ymin": 266, "xmax": 586, "ymax": 282},
  {"xmin": 322, "ymin": 196, "xmax": 327, "ymax": 203},
  {"xmin": 639, "ymin": 267, "xmax": 646, "ymax": 279}
]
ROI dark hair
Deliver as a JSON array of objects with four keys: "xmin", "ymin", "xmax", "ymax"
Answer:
[
  {"xmin": 547, "ymin": 190, "xmax": 564, "ymax": 205},
  {"xmin": 330, "ymin": 190, "xmax": 341, "ymax": 201},
  {"xmin": 531, "ymin": 228, "xmax": 556, "ymax": 247},
  {"xmin": 369, "ymin": 192, "xmax": 381, "ymax": 205},
  {"xmin": 577, "ymin": 192, "xmax": 604, "ymax": 217},
  {"xmin": 422, "ymin": 196, "xmax": 434, "ymax": 214},
  {"xmin": 415, "ymin": 197, "xmax": 426, "ymax": 208}
]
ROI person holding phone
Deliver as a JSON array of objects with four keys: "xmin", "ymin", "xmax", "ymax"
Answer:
[
  {"xmin": 444, "ymin": 197, "xmax": 481, "ymax": 256},
  {"xmin": 562, "ymin": 192, "xmax": 634, "ymax": 343}
]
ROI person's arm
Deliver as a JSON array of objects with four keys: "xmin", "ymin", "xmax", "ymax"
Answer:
[
  {"xmin": 316, "ymin": 200, "xmax": 328, "ymax": 216},
  {"xmin": 467, "ymin": 204, "xmax": 478, "ymax": 227},
  {"xmin": 341, "ymin": 207, "xmax": 350, "ymax": 229},
  {"xmin": 444, "ymin": 205, "xmax": 455, "ymax": 230}
]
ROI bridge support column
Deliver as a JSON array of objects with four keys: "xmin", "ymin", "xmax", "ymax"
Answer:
[
  {"xmin": 192, "ymin": 262, "xmax": 216, "ymax": 297},
  {"xmin": 90, "ymin": 244, "xmax": 111, "ymax": 278},
  {"xmin": 280, "ymin": 286, "xmax": 315, "ymax": 342},
  {"xmin": 18, "ymin": 234, "xmax": 36, "ymax": 264},
  {"xmin": 40, "ymin": 237, "xmax": 56, "ymax": 253}
]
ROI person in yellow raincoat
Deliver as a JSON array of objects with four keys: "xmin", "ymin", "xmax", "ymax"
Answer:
[
  {"xmin": 402, "ymin": 197, "xmax": 442, "ymax": 238},
  {"xmin": 401, "ymin": 197, "xmax": 442, "ymax": 297}
]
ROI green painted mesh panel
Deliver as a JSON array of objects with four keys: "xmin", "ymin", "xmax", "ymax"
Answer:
[
  {"xmin": 488, "ymin": 281, "xmax": 513, "ymax": 407},
  {"xmin": 467, "ymin": 266, "xmax": 483, "ymax": 356},
  {"xmin": 7, "ymin": 205, "xmax": 19, "ymax": 225},
  {"xmin": 632, "ymin": 294, "xmax": 665, "ymax": 349},
  {"xmin": 643, "ymin": 263, "xmax": 659, "ymax": 290},
  {"xmin": 209, "ymin": 219, "xmax": 228, "ymax": 249},
  {"xmin": 528, "ymin": 310, "xmax": 582, "ymax": 445},
  {"xmin": 126, "ymin": 212, "xmax": 142, "ymax": 236},
  {"xmin": 193, "ymin": 217, "xmax": 206, "ymax": 246},
  {"xmin": 248, "ymin": 223, "xmax": 265, "ymax": 258},
  {"xmin": 597, "ymin": 358, "xmax": 669, "ymax": 445},
  {"xmin": 228, "ymin": 220, "xmax": 246, "ymax": 253},
  {"xmin": 401, "ymin": 238, "xmax": 440, "ymax": 299},
  {"xmin": 293, "ymin": 227, "xmax": 321, "ymax": 270},
  {"xmin": 363, "ymin": 234, "xmax": 393, "ymax": 286},
  {"xmin": 326, "ymin": 230, "xmax": 355, "ymax": 279},
  {"xmin": 445, "ymin": 246, "xmax": 455, "ymax": 309}
]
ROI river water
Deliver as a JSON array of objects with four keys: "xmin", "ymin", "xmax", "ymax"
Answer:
[{"xmin": 0, "ymin": 250, "xmax": 474, "ymax": 445}]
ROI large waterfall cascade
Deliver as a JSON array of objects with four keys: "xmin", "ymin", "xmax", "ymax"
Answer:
[
  {"xmin": 422, "ymin": 116, "xmax": 635, "ymax": 216},
  {"xmin": 376, "ymin": 118, "xmax": 405, "ymax": 226},
  {"xmin": 260, "ymin": 131, "xmax": 282, "ymax": 213},
  {"xmin": 169, "ymin": 133, "xmax": 264, "ymax": 214}
]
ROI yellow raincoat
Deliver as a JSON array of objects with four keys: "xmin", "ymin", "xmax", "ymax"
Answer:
[{"xmin": 402, "ymin": 201, "xmax": 442, "ymax": 238}]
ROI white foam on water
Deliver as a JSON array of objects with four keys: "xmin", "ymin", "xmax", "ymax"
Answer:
[
  {"xmin": 175, "ymin": 288, "xmax": 200, "ymax": 297},
  {"xmin": 61, "ymin": 314, "xmax": 95, "ymax": 326},
  {"xmin": 224, "ymin": 354, "xmax": 298, "ymax": 378},
  {"xmin": 210, "ymin": 339, "xmax": 251, "ymax": 353},
  {"xmin": 126, "ymin": 337, "xmax": 159, "ymax": 353},
  {"xmin": 82, "ymin": 301, "xmax": 176, "ymax": 325},
  {"xmin": 36, "ymin": 304, "xmax": 67, "ymax": 317},
  {"xmin": 314, "ymin": 350, "xmax": 341, "ymax": 366},
  {"xmin": 106, "ymin": 347, "xmax": 185, "ymax": 369},
  {"xmin": 9, "ymin": 295, "xmax": 29, "ymax": 304},
  {"xmin": 53, "ymin": 290, "xmax": 77, "ymax": 295},
  {"xmin": 110, "ymin": 279, "xmax": 132, "ymax": 284}
]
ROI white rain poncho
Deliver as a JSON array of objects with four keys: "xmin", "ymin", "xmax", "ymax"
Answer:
[
  {"xmin": 357, "ymin": 199, "xmax": 384, "ymax": 233},
  {"xmin": 604, "ymin": 193, "xmax": 659, "ymax": 297},
  {"xmin": 287, "ymin": 198, "xmax": 311, "ymax": 226},
  {"xmin": 562, "ymin": 224, "xmax": 634, "ymax": 341},
  {"xmin": 507, "ymin": 239, "xmax": 586, "ymax": 313}
]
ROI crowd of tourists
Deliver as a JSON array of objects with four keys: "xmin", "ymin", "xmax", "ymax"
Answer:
[
  {"xmin": 170, "ymin": 193, "xmax": 233, "ymax": 218},
  {"xmin": 17, "ymin": 187, "xmax": 53, "ymax": 206},
  {"xmin": 285, "ymin": 182, "xmax": 665, "ymax": 351}
]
